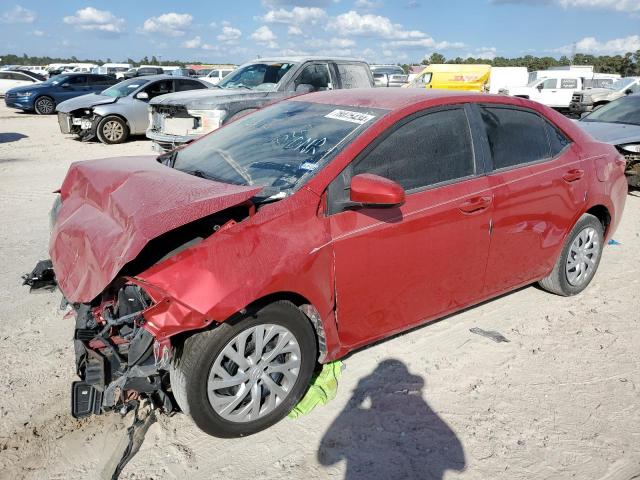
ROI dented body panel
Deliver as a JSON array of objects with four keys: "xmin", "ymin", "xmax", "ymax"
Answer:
[{"xmin": 51, "ymin": 155, "xmax": 260, "ymax": 303}]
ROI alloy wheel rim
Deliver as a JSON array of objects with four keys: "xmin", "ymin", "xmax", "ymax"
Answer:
[
  {"xmin": 565, "ymin": 226, "xmax": 599, "ymax": 286},
  {"xmin": 37, "ymin": 98, "xmax": 54, "ymax": 114},
  {"xmin": 103, "ymin": 121, "xmax": 124, "ymax": 141},
  {"xmin": 207, "ymin": 324, "xmax": 301, "ymax": 423}
]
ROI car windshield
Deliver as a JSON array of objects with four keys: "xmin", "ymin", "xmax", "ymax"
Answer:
[
  {"xmin": 218, "ymin": 62, "xmax": 296, "ymax": 90},
  {"xmin": 582, "ymin": 96, "xmax": 640, "ymax": 126},
  {"xmin": 606, "ymin": 78, "xmax": 636, "ymax": 91},
  {"xmin": 171, "ymin": 101, "xmax": 387, "ymax": 197},
  {"xmin": 101, "ymin": 78, "xmax": 150, "ymax": 97}
]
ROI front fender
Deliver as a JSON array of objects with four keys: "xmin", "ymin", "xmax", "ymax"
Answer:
[{"xmin": 134, "ymin": 188, "xmax": 337, "ymax": 349}]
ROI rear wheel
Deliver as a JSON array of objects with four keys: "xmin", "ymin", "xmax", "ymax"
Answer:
[
  {"xmin": 171, "ymin": 301, "xmax": 317, "ymax": 438},
  {"xmin": 539, "ymin": 213, "xmax": 604, "ymax": 296},
  {"xmin": 34, "ymin": 96, "xmax": 55, "ymax": 115},
  {"xmin": 96, "ymin": 116, "xmax": 129, "ymax": 144}
]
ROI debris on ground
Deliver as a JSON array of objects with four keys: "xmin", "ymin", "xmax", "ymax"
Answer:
[
  {"xmin": 608, "ymin": 239, "xmax": 622, "ymax": 246},
  {"xmin": 288, "ymin": 361, "xmax": 343, "ymax": 419},
  {"xmin": 102, "ymin": 402, "xmax": 157, "ymax": 480},
  {"xmin": 469, "ymin": 327, "xmax": 510, "ymax": 343}
]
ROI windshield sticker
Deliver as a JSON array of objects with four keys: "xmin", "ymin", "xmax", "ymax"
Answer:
[
  {"xmin": 299, "ymin": 162, "xmax": 319, "ymax": 171},
  {"xmin": 325, "ymin": 109, "xmax": 375, "ymax": 124}
]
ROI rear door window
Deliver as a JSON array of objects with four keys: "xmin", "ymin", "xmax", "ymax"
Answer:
[
  {"xmin": 479, "ymin": 106, "xmax": 551, "ymax": 169},
  {"xmin": 175, "ymin": 79, "xmax": 207, "ymax": 92}
]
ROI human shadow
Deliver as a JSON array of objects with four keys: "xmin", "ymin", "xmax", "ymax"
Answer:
[
  {"xmin": 0, "ymin": 132, "xmax": 27, "ymax": 143},
  {"xmin": 318, "ymin": 359, "xmax": 465, "ymax": 480}
]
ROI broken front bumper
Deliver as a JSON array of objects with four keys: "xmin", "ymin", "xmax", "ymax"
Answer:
[{"xmin": 57, "ymin": 112, "xmax": 98, "ymax": 139}]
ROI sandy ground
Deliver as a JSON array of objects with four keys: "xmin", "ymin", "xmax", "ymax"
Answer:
[{"xmin": 0, "ymin": 102, "xmax": 639, "ymax": 480}]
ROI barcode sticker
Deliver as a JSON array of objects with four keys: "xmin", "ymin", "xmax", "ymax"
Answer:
[{"xmin": 325, "ymin": 109, "xmax": 375, "ymax": 124}]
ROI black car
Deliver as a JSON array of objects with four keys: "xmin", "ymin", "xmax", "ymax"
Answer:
[
  {"xmin": 11, "ymin": 69, "xmax": 48, "ymax": 82},
  {"xmin": 124, "ymin": 67, "xmax": 165, "ymax": 79}
]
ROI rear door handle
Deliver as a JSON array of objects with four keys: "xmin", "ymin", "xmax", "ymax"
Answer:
[
  {"xmin": 563, "ymin": 168, "xmax": 584, "ymax": 182},
  {"xmin": 459, "ymin": 196, "xmax": 492, "ymax": 214}
]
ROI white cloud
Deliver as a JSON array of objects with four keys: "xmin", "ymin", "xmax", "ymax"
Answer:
[
  {"xmin": 217, "ymin": 25, "xmax": 242, "ymax": 43},
  {"xmin": 571, "ymin": 35, "xmax": 640, "ymax": 54},
  {"xmin": 493, "ymin": 0, "xmax": 640, "ymax": 11},
  {"xmin": 385, "ymin": 38, "xmax": 466, "ymax": 49},
  {"xmin": 63, "ymin": 7, "xmax": 125, "ymax": 33},
  {"xmin": 1, "ymin": 5, "xmax": 36, "ymax": 24},
  {"xmin": 251, "ymin": 25, "xmax": 278, "ymax": 48},
  {"xmin": 182, "ymin": 36, "xmax": 202, "ymax": 48},
  {"xmin": 559, "ymin": 0, "xmax": 640, "ymax": 11},
  {"xmin": 32, "ymin": 29, "xmax": 45, "ymax": 37},
  {"xmin": 306, "ymin": 37, "xmax": 356, "ymax": 48},
  {"xmin": 463, "ymin": 47, "xmax": 498, "ymax": 59},
  {"xmin": 327, "ymin": 11, "xmax": 426, "ymax": 39},
  {"xmin": 288, "ymin": 25, "xmax": 303, "ymax": 35},
  {"xmin": 354, "ymin": 0, "xmax": 381, "ymax": 8},
  {"xmin": 141, "ymin": 12, "xmax": 193, "ymax": 37},
  {"xmin": 259, "ymin": 6, "xmax": 327, "ymax": 25}
]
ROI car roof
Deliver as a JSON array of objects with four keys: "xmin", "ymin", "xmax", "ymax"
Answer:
[{"xmin": 293, "ymin": 88, "xmax": 491, "ymax": 110}]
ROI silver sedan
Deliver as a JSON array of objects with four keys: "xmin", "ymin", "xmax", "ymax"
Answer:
[{"xmin": 56, "ymin": 75, "xmax": 210, "ymax": 144}]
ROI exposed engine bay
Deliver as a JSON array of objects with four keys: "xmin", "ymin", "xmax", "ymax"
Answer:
[
  {"xmin": 25, "ymin": 200, "xmax": 255, "ymax": 419},
  {"xmin": 618, "ymin": 146, "xmax": 640, "ymax": 188}
]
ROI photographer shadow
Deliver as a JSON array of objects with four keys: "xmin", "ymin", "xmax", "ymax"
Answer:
[{"xmin": 318, "ymin": 359, "xmax": 465, "ymax": 480}]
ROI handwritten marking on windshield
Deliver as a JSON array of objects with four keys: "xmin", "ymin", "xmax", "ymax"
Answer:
[{"xmin": 274, "ymin": 130, "xmax": 327, "ymax": 155}]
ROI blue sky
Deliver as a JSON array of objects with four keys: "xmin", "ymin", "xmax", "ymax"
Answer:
[{"xmin": 1, "ymin": 0, "xmax": 638, "ymax": 64}]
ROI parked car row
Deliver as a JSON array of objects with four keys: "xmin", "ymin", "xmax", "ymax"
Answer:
[{"xmin": 4, "ymin": 58, "xmax": 638, "ymax": 189}]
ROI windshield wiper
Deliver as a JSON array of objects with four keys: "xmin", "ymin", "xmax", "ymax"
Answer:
[{"xmin": 180, "ymin": 168, "xmax": 238, "ymax": 184}]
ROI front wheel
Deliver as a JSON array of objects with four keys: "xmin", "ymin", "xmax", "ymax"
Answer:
[
  {"xmin": 34, "ymin": 96, "xmax": 55, "ymax": 115},
  {"xmin": 96, "ymin": 116, "xmax": 129, "ymax": 144},
  {"xmin": 539, "ymin": 213, "xmax": 604, "ymax": 296},
  {"xmin": 171, "ymin": 301, "xmax": 317, "ymax": 438}
]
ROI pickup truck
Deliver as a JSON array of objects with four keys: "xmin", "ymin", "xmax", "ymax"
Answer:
[
  {"xmin": 569, "ymin": 77, "xmax": 640, "ymax": 116},
  {"xmin": 146, "ymin": 56, "xmax": 374, "ymax": 152},
  {"xmin": 502, "ymin": 72, "xmax": 619, "ymax": 111}
]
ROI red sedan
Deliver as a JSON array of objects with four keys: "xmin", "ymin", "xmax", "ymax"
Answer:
[{"xmin": 41, "ymin": 88, "xmax": 626, "ymax": 437}]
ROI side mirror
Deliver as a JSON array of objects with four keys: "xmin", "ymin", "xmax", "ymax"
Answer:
[
  {"xmin": 536, "ymin": 84, "xmax": 544, "ymax": 90},
  {"xmin": 350, "ymin": 173, "xmax": 405, "ymax": 207},
  {"xmin": 624, "ymin": 89, "xmax": 633, "ymax": 95},
  {"xmin": 136, "ymin": 91, "xmax": 149, "ymax": 100},
  {"xmin": 295, "ymin": 83, "xmax": 315, "ymax": 93}
]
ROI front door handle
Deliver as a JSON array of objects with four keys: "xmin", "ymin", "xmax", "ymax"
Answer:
[
  {"xmin": 563, "ymin": 168, "xmax": 584, "ymax": 182},
  {"xmin": 459, "ymin": 196, "xmax": 492, "ymax": 214}
]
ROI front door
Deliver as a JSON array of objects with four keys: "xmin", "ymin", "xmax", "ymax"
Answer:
[{"xmin": 326, "ymin": 106, "xmax": 493, "ymax": 350}]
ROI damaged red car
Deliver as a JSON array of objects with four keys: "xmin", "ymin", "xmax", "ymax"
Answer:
[{"xmin": 29, "ymin": 88, "xmax": 627, "ymax": 438}]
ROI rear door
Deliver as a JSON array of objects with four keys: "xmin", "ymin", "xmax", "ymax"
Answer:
[
  {"xmin": 476, "ymin": 104, "xmax": 584, "ymax": 295},
  {"xmin": 327, "ymin": 105, "xmax": 493, "ymax": 350}
]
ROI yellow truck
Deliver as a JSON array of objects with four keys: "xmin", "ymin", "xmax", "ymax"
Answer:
[{"xmin": 406, "ymin": 64, "xmax": 492, "ymax": 91}]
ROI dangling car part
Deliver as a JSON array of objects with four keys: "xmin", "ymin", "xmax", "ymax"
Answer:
[{"xmin": 26, "ymin": 89, "xmax": 626, "ymax": 437}]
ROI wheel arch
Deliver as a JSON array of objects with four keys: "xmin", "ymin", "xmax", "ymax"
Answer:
[
  {"xmin": 97, "ymin": 112, "xmax": 131, "ymax": 129},
  {"xmin": 585, "ymin": 204, "xmax": 611, "ymax": 236},
  {"xmin": 236, "ymin": 291, "xmax": 329, "ymax": 363}
]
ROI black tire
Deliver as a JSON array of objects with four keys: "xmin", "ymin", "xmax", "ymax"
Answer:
[
  {"xmin": 171, "ymin": 301, "xmax": 317, "ymax": 438},
  {"xmin": 96, "ymin": 116, "xmax": 129, "ymax": 144},
  {"xmin": 539, "ymin": 213, "xmax": 604, "ymax": 296},
  {"xmin": 34, "ymin": 96, "xmax": 55, "ymax": 115}
]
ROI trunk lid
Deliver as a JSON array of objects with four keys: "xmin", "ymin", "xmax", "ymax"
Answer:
[{"xmin": 51, "ymin": 155, "xmax": 261, "ymax": 303}]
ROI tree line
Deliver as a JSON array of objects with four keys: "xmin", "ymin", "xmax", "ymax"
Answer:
[
  {"xmin": 404, "ymin": 51, "xmax": 640, "ymax": 76},
  {"xmin": 3, "ymin": 50, "xmax": 640, "ymax": 76}
]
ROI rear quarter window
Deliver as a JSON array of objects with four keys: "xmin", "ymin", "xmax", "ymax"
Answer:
[{"xmin": 336, "ymin": 63, "xmax": 373, "ymax": 88}]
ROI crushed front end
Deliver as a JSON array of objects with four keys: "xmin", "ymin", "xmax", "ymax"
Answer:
[
  {"xmin": 57, "ymin": 109, "xmax": 99, "ymax": 141},
  {"xmin": 70, "ymin": 281, "xmax": 175, "ymax": 418}
]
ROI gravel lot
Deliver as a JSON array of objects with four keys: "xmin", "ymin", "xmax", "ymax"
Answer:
[{"xmin": 0, "ymin": 102, "xmax": 639, "ymax": 480}]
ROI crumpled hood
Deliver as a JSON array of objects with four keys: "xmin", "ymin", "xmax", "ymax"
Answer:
[
  {"xmin": 150, "ymin": 88, "xmax": 273, "ymax": 110},
  {"xmin": 577, "ymin": 121, "xmax": 640, "ymax": 145},
  {"xmin": 50, "ymin": 155, "xmax": 261, "ymax": 303},
  {"xmin": 56, "ymin": 93, "xmax": 117, "ymax": 113}
]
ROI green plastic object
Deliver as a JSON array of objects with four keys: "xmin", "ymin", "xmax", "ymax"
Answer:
[{"xmin": 288, "ymin": 361, "xmax": 343, "ymax": 419}]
